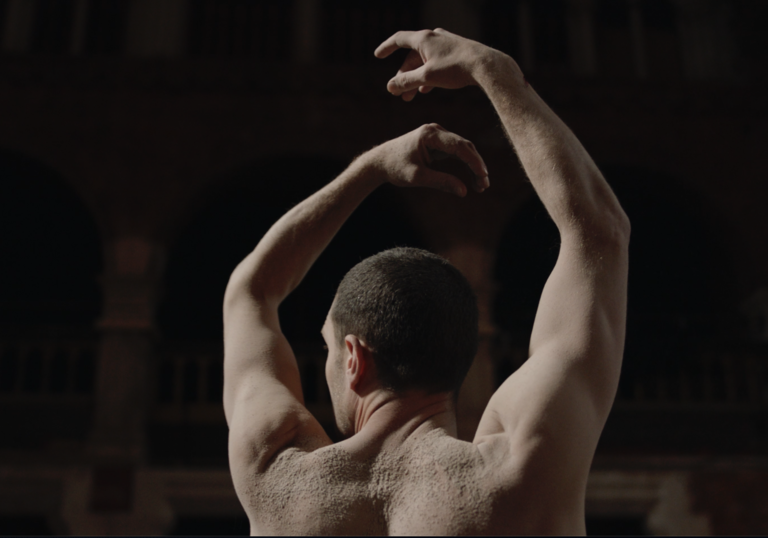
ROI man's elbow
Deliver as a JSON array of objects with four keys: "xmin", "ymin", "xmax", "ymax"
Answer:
[
  {"xmin": 224, "ymin": 261, "xmax": 260, "ymax": 313},
  {"xmin": 567, "ymin": 210, "xmax": 630, "ymax": 253},
  {"xmin": 224, "ymin": 261, "xmax": 249, "ymax": 309},
  {"xmin": 593, "ymin": 204, "xmax": 631, "ymax": 250},
  {"xmin": 615, "ymin": 209, "xmax": 631, "ymax": 243},
  {"xmin": 601, "ymin": 210, "xmax": 631, "ymax": 253},
  {"xmin": 583, "ymin": 178, "xmax": 631, "ymax": 247},
  {"xmin": 224, "ymin": 262, "xmax": 281, "ymax": 317}
]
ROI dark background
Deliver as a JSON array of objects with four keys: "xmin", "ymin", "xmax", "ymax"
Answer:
[{"xmin": 0, "ymin": 0, "xmax": 767, "ymax": 535}]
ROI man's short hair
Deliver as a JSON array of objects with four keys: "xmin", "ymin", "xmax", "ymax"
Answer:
[{"xmin": 331, "ymin": 247, "xmax": 478, "ymax": 395}]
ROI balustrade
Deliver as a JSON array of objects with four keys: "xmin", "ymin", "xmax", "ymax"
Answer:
[
  {"xmin": 153, "ymin": 342, "xmax": 332, "ymax": 425},
  {"xmin": 155, "ymin": 337, "xmax": 768, "ymax": 430},
  {"xmin": 1, "ymin": 333, "xmax": 761, "ymax": 422},
  {"xmin": 2, "ymin": 0, "xmax": 731, "ymax": 83},
  {"xmin": 615, "ymin": 352, "xmax": 767, "ymax": 407},
  {"xmin": 187, "ymin": 0, "xmax": 293, "ymax": 59},
  {"xmin": 497, "ymin": 341, "xmax": 768, "ymax": 409},
  {"xmin": 0, "ymin": 338, "xmax": 96, "ymax": 401}
]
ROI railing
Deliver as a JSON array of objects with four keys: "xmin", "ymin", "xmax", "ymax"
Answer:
[
  {"xmin": 1, "ymin": 0, "xmax": 130, "ymax": 55},
  {"xmin": 319, "ymin": 0, "xmax": 422, "ymax": 63},
  {"xmin": 0, "ymin": 0, "xmax": 709, "ymax": 83},
  {"xmin": 0, "ymin": 338, "xmax": 97, "ymax": 400},
  {"xmin": 496, "ymin": 343, "xmax": 768, "ymax": 408},
  {"xmin": 153, "ymin": 342, "xmax": 333, "ymax": 425},
  {"xmin": 154, "ymin": 343, "xmax": 224, "ymax": 423},
  {"xmin": 187, "ymin": 0, "xmax": 293, "ymax": 59},
  {"xmin": 616, "ymin": 352, "xmax": 767, "ymax": 406},
  {"xmin": 154, "ymin": 338, "xmax": 768, "ymax": 450}
]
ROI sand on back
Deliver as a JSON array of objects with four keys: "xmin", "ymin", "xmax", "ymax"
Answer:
[{"xmin": 239, "ymin": 427, "xmax": 577, "ymax": 535}]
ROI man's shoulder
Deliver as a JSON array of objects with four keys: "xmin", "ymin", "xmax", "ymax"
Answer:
[
  {"xmin": 387, "ymin": 434, "xmax": 542, "ymax": 534},
  {"xmin": 394, "ymin": 433, "xmax": 584, "ymax": 534},
  {"xmin": 392, "ymin": 432, "xmax": 528, "ymax": 507},
  {"xmin": 243, "ymin": 441, "xmax": 375, "ymax": 505}
]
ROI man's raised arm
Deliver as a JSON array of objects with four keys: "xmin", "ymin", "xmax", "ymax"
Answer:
[
  {"xmin": 377, "ymin": 29, "xmax": 630, "ymax": 504},
  {"xmin": 222, "ymin": 124, "xmax": 488, "ymax": 476}
]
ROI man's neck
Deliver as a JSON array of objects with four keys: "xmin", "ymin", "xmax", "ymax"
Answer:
[{"xmin": 349, "ymin": 390, "xmax": 458, "ymax": 452}]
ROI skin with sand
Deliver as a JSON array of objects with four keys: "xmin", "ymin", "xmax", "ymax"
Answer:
[{"xmin": 223, "ymin": 29, "xmax": 630, "ymax": 535}]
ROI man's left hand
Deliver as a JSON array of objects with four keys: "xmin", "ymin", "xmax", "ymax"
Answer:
[{"xmin": 369, "ymin": 123, "xmax": 489, "ymax": 197}]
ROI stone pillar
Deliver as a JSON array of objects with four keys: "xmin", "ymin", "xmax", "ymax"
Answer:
[
  {"xmin": 56, "ymin": 237, "xmax": 169, "ymax": 534},
  {"xmin": 586, "ymin": 470, "xmax": 712, "ymax": 534},
  {"xmin": 673, "ymin": 0, "xmax": 734, "ymax": 79},
  {"xmin": 69, "ymin": 0, "xmax": 89, "ymax": 55},
  {"xmin": 439, "ymin": 244, "xmax": 498, "ymax": 441},
  {"xmin": 1, "ymin": 0, "xmax": 37, "ymax": 53},
  {"xmin": 61, "ymin": 467, "xmax": 173, "ymax": 535},
  {"xmin": 63, "ymin": 237, "xmax": 168, "ymax": 534},
  {"xmin": 566, "ymin": 0, "xmax": 597, "ymax": 77},
  {"xmin": 628, "ymin": 0, "xmax": 648, "ymax": 79},
  {"xmin": 742, "ymin": 287, "xmax": 768, "ymax": 343},
  {"xmin": 517, "ymin": 0, "xmax": 535, "ymax": 72},
  {"xmin": 293, "ymin": 0, "xmax": 319, "ymax": 63},
  {"xmin": 125, "ymin": 0, "xmax": 188, "ymax": 58},
  {"xmin": 90, "ymin": 237, "xmax": 165, "ymax": 462},
  {"xmin": 647, "ymin": 473, "xmax": 712, "ymax": 535},
  {"xmin": 422, "ymin": 0, "xmax": 481, "ymax": 40}
]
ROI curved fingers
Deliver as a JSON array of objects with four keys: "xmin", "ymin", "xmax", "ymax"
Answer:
[
  {"xmin": 387, "ymin": 65, "xmax": 429, "ymax": 97},
  {"xmin": 413, "ymin": 167, "xmax": 467, "ymax": 197},
  {"xmin": 393, "ymin": 50, "xmax": 426, "ymax": 100},
  {"xmin": 423, "ymin": 126, "xmax": 490, "ymax": 191},
  {"xmin": 374, "ymin": 30, "xmax": 422, "ymax": 58}
]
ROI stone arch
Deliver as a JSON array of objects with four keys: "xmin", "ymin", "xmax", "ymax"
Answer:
[
  {"xmin": 158, "ymin": 155, "xmax": 425, "ymax": 344},
  {"xmin": 493, "ymin": 165, "xmax": 736, "ymax": 401},
  {"xmin": 152, "ymin": 155, "xmax": 425, "ymax": 462},
  {"xmin": 0, "ymin": 149, "xmax": 103, "ymax": 448},
  {"xmin": 0, "ymin": 149, "xmax": 103, "ymax": 332}
]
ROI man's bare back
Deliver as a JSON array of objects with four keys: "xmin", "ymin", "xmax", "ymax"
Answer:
[
  {"xmin": 240, "ymin": 428, "xmax": 582, "ymax": 535},
  {"xmin": 223, "ymin": 29, "xmax": 629, "ymax": 535}
]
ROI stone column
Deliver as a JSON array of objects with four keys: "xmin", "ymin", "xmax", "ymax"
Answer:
[
  {"xmin": 293, "ymin": 0, "xmax": 319, "ymax": 63},
  {"xmin": 61, "ymin": 467, "xmax": 173, "ymax": 535},
  {"xmin": 673, "ymin": 0, "xmax": 734, "ymax": 80},
  {"xmin": 647, "ymin": 473, "xmax": 712, "ymax": 535},
  {"xmin": 586, "ymin": 470, "xmax": 711, "ymax": 534},
  {"xmin": 628, "ymin": 0, "xmax": 648, "ymax": 79},
  {"xmin": 438, "ymin": 244, "xmax": 498, "ymax": 441},
  {"xmin": 422, "ymin": 0, "xmax": 481, "ymax": 40},
  {"xmin": 742, "ymin": 287, "xmax": 768, "ymax": 343},
  {"xmin": 517, "ymin": 0, "xmax": 535, "ymax": 72},
  {"xmin": 566, "ymin": 0, "xmax": 597, "ymax": 77},
  {"xmin": 90, "ymin": 237, "xmax": 165, "ymax": 462},
  {"xmin": 125, "ymin": 0, "xmax": 189, "ymax": 58},
  {"xmin": 58, "ymin": 237, "xmax": 169, "ymax": 534},
  {"xmin": 1, "ymin": 0, "xmax": 37, "ymax": 53},
  {"xmin": 69, "ymin": 0, "xmax": 89, "ymax": 55}
]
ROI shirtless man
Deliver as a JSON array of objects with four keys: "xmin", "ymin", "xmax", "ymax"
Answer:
[{"xmin": 223, "ymin": 29, "xmax": 630, "ymax": 535}]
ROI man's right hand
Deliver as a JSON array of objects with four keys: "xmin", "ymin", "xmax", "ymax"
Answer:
[
  {"xmin": 374, "ymin": 29, "xmax": 524, "ymax": 102},
  {"xmin": 369, "ymin": 123, "xmax": 489, "ymax": 196}
]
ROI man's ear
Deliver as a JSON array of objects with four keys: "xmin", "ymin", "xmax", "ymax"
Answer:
[{"xmin": 344, "ymin": 335, "xmax": 372, "ymax": 393}]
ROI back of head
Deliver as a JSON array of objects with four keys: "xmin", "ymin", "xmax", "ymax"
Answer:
[{"xmin": 331, "ymin": 247, "xmax": 478, "ymax": 395}]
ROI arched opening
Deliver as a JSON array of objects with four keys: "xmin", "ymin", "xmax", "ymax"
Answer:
[
  {"xmin": 0, "ymin": 152, "xmax": 102, "ymax": 330},
  {"xmin": 493, "ymin": 166, "xmax": 737, "ymax": 412},
  {"xmin": 595, "ymin": 0, "xmax": 681, "ymax": 80},
  {"xmin": 318, "ymin": 0, "xmax": 422, "ymax": 64},
  {"xmin": 604, "ymin": 166, "xmax": 731, "ymax": 404},
  {"xmin": 480, "ymin": 0, "xmax": 568, "ymax": 75},
  {"xmin": 187, "ymin": 0, "xmax": 293, "ymax": 59},
  {"xmin": 0, "ymin": 150, "xmax": 102, "ymax": 448},
  {"xmin": 152, "ymin": 156, "xmax": 425, "ymax": 465}
]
